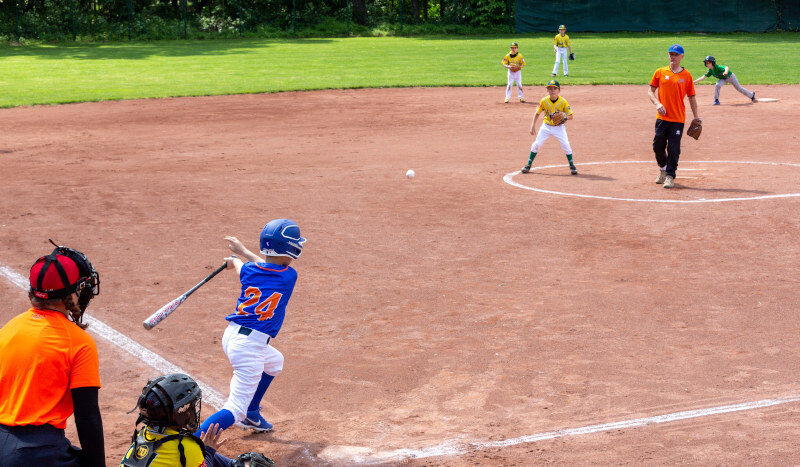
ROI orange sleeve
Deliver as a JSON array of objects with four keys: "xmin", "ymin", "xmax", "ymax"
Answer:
[
  {"xmin": 70, "ymin": 337, "xmax": 100, "ymax": 389},
  {"xmin": 649, "ymin": 69, "xmax": 661, "ymax": 87}
]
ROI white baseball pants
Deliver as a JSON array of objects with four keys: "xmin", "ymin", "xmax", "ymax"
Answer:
[
  {"xmin": 714, "ymin": 73, "xmax": 754, "ymax": 101},
  {"xmin": 506, "ymin": 70, "xmax": 524, "ymax": 99},
  {"xmin": 552, "ymin": 47, "xmax": 569, "ymax": 76},
  {"xmin": 220, "ymin": 323, "xmax": 284, "ymax": 422},
  {"xmin": 532, "ymin": 123, "xmax": 572, "ymax": 154}
]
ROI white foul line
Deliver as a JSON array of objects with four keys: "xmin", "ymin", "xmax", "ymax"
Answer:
[
  {"xmin": 0, "ymin": 263, "xmax": 225, "ymax": 409},
  {"xmin": 333, "ymin": 395, "xmax": 800, "ymax": 463}
]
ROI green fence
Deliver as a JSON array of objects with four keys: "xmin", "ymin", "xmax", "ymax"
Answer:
[{"xmin": 515, "ymin": 0, "xmax": 799, "ymax": 33}]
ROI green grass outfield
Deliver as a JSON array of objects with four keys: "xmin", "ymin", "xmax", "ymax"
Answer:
[{"xmin": 0, "ymin": 32, "xmax": 797, "ymax": 107}]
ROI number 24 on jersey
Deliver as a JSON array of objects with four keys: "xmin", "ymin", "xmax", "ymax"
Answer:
[{"xmin": 237, "ymin": 287, "xmax": 282, "ymax": 320}]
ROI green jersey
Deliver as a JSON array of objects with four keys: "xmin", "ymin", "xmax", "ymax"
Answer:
[{"xmin": 705, "ymin": 64, "xmax": 731, "ymax": 80}]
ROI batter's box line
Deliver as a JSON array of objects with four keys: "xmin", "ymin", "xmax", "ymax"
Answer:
[
  {"xmin": 504, "ymin": 160, "xmax": 800, "ymax": 204},
  {"xmin": 319, "ymin": 395, "xmax": 800, "ymax": 463}
]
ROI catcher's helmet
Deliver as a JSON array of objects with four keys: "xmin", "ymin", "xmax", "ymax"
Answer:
[
  {"xmin": 259, "ymin": 219, "xmax": 306, "ymax": 259},
  {"xmin": 136, "ymin": 373, "xmax": 202, "ymax": 432},
  {"xmin": 30, "ymin": 241, "xmax": 100, "ymax": 311},
  {"xmin": 704, "ymin": 55, "xmax": 716, "ymax": 64}
]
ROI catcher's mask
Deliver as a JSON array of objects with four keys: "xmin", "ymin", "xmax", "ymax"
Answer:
[
  {"xmin": 29, "ymin": 240, "xmax": 100, "ymax": 324},
  {"xmin": 136, "ymin": 373, "xmax": 202, "ymax": 433}
]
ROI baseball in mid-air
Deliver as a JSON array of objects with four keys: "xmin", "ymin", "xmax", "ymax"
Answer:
[{"xmin": 406, "ymin": 169, "xmax": 415, "ymax": 179}]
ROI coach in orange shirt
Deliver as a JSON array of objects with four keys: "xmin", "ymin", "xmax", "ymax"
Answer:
[
  {"xmin": 0, "ymin": 243, "xmax": 104, "ymax": 466},
  {"xmin": 648, "ymin": 44, "xmax": 700, "ymax": 189}
]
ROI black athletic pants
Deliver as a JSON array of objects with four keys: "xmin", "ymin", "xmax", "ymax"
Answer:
[
  {"xmin": 0, "ymin": 423, "xmax": 83, "ymax": 466},
  {"xmin": 653, "ymin": 119, "xmax": 684, "ymax": 178}
]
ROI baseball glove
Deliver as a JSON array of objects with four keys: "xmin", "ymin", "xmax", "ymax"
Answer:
[
  {"xmin": 686, "ymin": 118, "xmax": 702, "ymax": 140},
  {"xmin": 509, "ymin": 65, "xmax": 521, "ymax": 72},
  {"xmin": 550, "ymin": 111, "xmax": 567, "ymax": 125},
  {"xmin": 568, "ymin": 52, "xmax": 575, "ymax": 61},
  {"xmin": 231, "ymin": 452, "xmax": 275, "ymax": 467}
]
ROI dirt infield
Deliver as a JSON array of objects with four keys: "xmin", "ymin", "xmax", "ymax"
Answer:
[{"xmin": 1, "ymin": 85, "xmax": 799, "ymax": 465}]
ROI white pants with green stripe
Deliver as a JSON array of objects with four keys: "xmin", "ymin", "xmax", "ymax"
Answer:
[
  {"xmin": 532, "ymin": 123, "xmax": 572, "ymax": 155},
  {"xmin": 506, "ymin": 70, "xmax": 524, "ymax": 99},
  {"xmin": 715, "ymin": 73, "xmax": 754, "ymax": 101}
]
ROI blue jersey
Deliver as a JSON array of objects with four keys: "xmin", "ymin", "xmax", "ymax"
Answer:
[{"xmin": 225, "ymin": 261, "xmax": 297, "ymax": 338}]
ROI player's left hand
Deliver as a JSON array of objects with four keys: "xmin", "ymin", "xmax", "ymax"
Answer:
[
  {"xmin": 225, "ymin": 236, "xmax": 247, "ymax": 255},
  {"xmin": 200, "ymin": 423, "xmax": 228, "ymax": 451}
]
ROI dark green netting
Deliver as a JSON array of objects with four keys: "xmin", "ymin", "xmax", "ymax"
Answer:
[{"xmin": 515, "ymin": 0, "xmax": 780, "ymax": 33}]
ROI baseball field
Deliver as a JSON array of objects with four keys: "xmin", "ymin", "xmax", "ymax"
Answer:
[{"xmin": 1, "ymin": 33, "xmax": 799, "ymax": 465}]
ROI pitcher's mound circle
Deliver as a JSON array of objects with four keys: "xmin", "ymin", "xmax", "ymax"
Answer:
[{"xmin": 504, "ymin": 160, "xmax": 800, "ymax": 203}]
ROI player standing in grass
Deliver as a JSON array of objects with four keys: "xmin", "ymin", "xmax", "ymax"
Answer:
[
  {"xmin": 521, "ymin": 79, "xmax": 577, "ymax": 175},
  {"xmin": 501, "ymin": 42, "xmax": 526, "ymax": 103},
  {"xmin": 693, "ymin": 55, "xmax": 756, "ymax": 105},
  {"xmin": 552, "ymin": 25, "xmax": 573, "ymax": 77},
  {"xmin": 648, "ymin": 44, "xmax": 699, "ymax": 189}
]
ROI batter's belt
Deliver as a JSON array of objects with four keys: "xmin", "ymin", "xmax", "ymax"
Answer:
[{"xmin": 229, "ymin": 323, "xmax": 271, "ymax": 345}]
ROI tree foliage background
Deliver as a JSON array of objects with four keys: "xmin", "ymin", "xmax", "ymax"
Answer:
[{"xmin": 0, "ymin": 0, "xmax": 514, "ymax": 41}]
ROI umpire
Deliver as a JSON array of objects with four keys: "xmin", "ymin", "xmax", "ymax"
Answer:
[{"xmin": 0, "ymin": 243, "xmax": 105, "ymax": 466}]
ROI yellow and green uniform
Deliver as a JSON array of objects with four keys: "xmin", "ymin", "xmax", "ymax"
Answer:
[
  {"xmin": 553, "ymin": 34, "xmax": 571, "ymax": 48},
  {"xmin": 120, "ymin": 425, "xmax": 206, "ymax": 467},
  {"xmin": 537, "ymin": 96, "xmax": 572, "ymax": 125},
  {"xmin": 502, "ymin": 52, "xmax": 525, "ymax": 69}
]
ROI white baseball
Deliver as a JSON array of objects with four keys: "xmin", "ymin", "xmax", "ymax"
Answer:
[{"xmin": 406, "ymin": 169, "xmax": 415, "ymax": 179}]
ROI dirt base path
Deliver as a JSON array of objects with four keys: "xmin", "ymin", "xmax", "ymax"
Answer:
[{"xmin": 1, "ymin": 85, "xmax": 798, "ymax": 465}]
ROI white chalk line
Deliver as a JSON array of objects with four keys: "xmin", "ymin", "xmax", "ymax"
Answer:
[
  {"xmin": 333, "ymin": 395, "xmax": 800, "ymax": 463},
  {"xmin": 504, "ymin": 160, "xmax": 800, "ymax": 203},
  {"xmin": 0, "ymin": 263, "xmax": 225, "ymax": 409},
  {"xmin": 5, "ymin": 264, "xmax": 800, "ymax": 464}
]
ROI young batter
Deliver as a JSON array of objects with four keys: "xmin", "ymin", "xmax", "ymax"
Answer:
[
  {"xmin": 693, "ymin": 55, "xmax": 756, "ymax": 105},
  {"xmin": 196, "ymin": 219, "xmax": 306, "ymax": 436},
  {"xmin": 521, "ymin": 80, "xmax": 577, "ymax": 175},
  {"xmin": 501, "ymin": 42, "xmax": 526, "ymax": 103},
  {"xmin": 552, "ymin": 25, "xmax": 572, "ymax": 77}
]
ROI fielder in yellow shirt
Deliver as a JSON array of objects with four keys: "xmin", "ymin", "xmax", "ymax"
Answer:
[
  {"xmin": 501, "ymin": 41, "xmax": 526, "ymax": 103},
  {"xmin": 521, "ymin": 80, "xmax": 577, "ymax": 175},
  {"xmin": 552, "ymin": 24, "xmax": 573, "ymax": 77}
]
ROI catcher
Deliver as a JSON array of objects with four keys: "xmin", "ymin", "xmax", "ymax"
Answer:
[
  {"xmin": 120, "ymin": 373, "xmax": 275, "ymax": 467},
  {"xmin": 521, "ymin": 80, "xmax": 577, "ymax": 175},
  {"xmin": 501, "ymin": 41, "xmax": 526, "ymax": 103}
]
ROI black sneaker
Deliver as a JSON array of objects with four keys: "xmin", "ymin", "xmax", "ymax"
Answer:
[
  {"xmin": 521, "ymin": 164, "xmax": 531, "ymax": 174},
  {"xmin": 570, "ymin": 166, "xmax": 578, "ymax": 175}
]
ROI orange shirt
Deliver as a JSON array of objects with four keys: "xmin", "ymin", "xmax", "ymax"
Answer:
[
  {"xmin": 649, "ymin": 66, "xmax": 695, "ymax": 123},
  {"xmin": 0, "ymin": 308, "xmax": 100, "ymax": 429}
]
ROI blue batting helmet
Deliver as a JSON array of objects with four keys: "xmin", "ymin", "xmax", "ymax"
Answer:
[{"xmin": 259, "ymin": 219, "xmax": 306, "ymax": 259}]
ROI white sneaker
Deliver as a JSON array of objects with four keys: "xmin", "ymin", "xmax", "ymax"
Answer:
[
  {"xmin": 655, "ymin": 170, "xmax": 666, "ymax": 184},
  {"xmin": 663, "ymin": 175, "xmax": 674, "ymax": 188}
]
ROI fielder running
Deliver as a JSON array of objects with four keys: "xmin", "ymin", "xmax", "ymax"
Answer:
[
  {"xmin": 521, "ymin": 79, "xmax": 577, "ymax": 175},
  {"xmin": 693, "ymin": 55, "xmax": 756, "ymax": 105},
  {"xmin": 196, "ymin": 219, "xmax": 306, "ymax": 437},
  {"xmin": 552, "ymin": 25, "xmax": 573, "ymax": 77},
  {"xmin": 501, "ymin": 42, "xmax": 526, "ymax": 103}
]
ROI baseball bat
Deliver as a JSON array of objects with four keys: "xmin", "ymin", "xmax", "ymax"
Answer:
[{"xmin": 143, "ymin": 261, "xmax": 228, "ymax": 330}]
